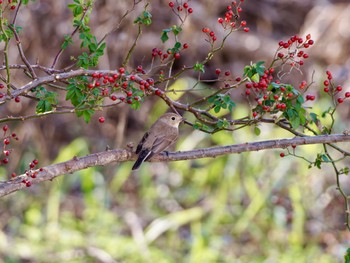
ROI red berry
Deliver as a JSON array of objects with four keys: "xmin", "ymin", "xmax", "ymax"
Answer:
[
  {"xmin": 26, "ymin": 181, "xmax": 32, "ymax": 187},
  {"xmin": 306, "ymin": 34, "xmax": 311, "ymax": 40},
  {"xmin": 202, "ymin": 27, "xmax": 210, "ymax": 33},
  {"xmin": 218, "ymin": 18, "xmax": 224, "ymax": 24},
  {"xmin": 183, "ymin": 43, "xmax": 189, "ymax": 49},
  {"xmin": 110, "ymin": 95, "xmax": 117, "ymax": 101},
  {"xmin": 3, "ymin": 125, "xmax": 8, "ymax": 132},
  {"xmin": 237, "ymin": 7, "xmax": 242, "ymax": 12},
  {"xmin": 98, "ymin": 117, "xmax": 105, "ymax": 123},
  {"xmin": 224, "ymin": 71, "xmax": 231, "ymax": 76},
  {"xmin": 236, "ymin": 77, "xmax": 241, "ymax": 82},
  {"xmin": 129, "ymin": 75, "xmax": 136, "ymax": 81},
  {"xmin": 29, "ymin": 162, "xmax": 35, "ymax": 169},
  {"xmin": 155, "ymin": 89, "xmax": 162, "ymax": 96},
  {"xmin": 345, "ymin": 92, "xmax": 350, "ymax": 98},
  {"xmin": 169, "ymin": 2, "xmax": 174, "ymax": 8},
  {"xmin": 183, "ymin": 2, "xmax": 188, "ymax": 8},
  {"xmin": 338, "ymin": 98, "xmax": 344, "ymax": 104},
  {"xmin": 243, "ymin": 27, "xmax": 250, "ymax": 33},
  {"xmin": 119, "ymin": 67, "xmax": 125, "ymax": 74},
  {"xmin": 252, "ymin": 112, "xmax": 258, "ymax": 118},
  {"xmin": 10, "ymin": 5, "xmax": 15, "ymax": 10},
  {"xmin": 14, "ymin": 97, "xmax": 20, "ymax": 103},
  {"xmin": 280, "ymin": 153, "xmax": 285, "ymax": 158},
  {"xmin": 33, "ymin": 159, "xmax": 39, "ymax": 165},
  {"xmin": 324, "ymin": 87, "xmax": 329, "ymax": 93},
  {"xmin": 245, "ymin": 89, "xmax": 251, "ymax": 95},
  {"xmin": 146, "ymin": 78, "xmax": 154, "ymax": 85},
  {"xmin": 11, "ymin": 172, "xmax": 16, "ymax": 178},
  {"xmin": 174, "ymin": 53, "xmax": 180, "ymax": 59},
  {"xmin": 215, "ymin": 69, "xmax": 221, "ymax": 75},
  {"xmin": 95, "ymin": 82, "xmax": 100, "ymax": 87},
  {"xmin": 188, "ymin": 7, "xmax": 193, "ymax": 13},
  {"xmin": 3, "ymin": 138, "xmax": 10, "ymax": 145},
  {"xmin": 240, "ymin": 20, "xmax": 247, "ymax": 27},
  {"xmin": 278, "ymin": 53, "xmax": 284, "ymax": 58},
  {"xmin": 323, "ymin": 80, "xmax": 329, "ymax": 86},
  {"xmin": 336, "ymin": 85, "xmax": 342, "ymax": 92}
]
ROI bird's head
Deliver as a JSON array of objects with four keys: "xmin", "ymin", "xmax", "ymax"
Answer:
[{"xmin": 160, "ymin": 113, "xmax": 184, "ymax": 127}]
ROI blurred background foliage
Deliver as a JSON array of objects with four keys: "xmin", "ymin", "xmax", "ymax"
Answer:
[{"xmin": 0, "ymin": 0, "xmax": 350, "ymax": 262}]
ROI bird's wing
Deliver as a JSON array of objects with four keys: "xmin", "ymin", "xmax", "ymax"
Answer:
[
  {"xmin": 147, "ymin": 130, "xmax": 178, "ymax": 157},
  {"xmin": 135, "ymin": 131, "xmax": 149, "ymax": 154}
]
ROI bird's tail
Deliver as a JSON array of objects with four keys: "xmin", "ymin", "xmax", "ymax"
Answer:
[{"xmin": 132, "ymin": 150, "xmax": 152, "ymax": 170}]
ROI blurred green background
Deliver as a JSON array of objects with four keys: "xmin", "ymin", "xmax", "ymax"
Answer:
[{"xmin": 1, "ymin": 0, "xmax": 350, "ymax": 262}]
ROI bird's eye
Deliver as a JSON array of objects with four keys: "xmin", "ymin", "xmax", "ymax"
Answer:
[{"xmin": 171, "ymin": 117, "xmax": 176, "ymax": 121}]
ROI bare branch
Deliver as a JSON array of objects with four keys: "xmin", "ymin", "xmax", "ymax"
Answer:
[{"xmin": 1, "ymin": 133, "xmax": 349, "ymax": 198}]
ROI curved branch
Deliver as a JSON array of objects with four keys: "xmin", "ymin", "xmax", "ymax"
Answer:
[{"xmin": 1, "ymin": 134, "xmax": 349, "ymax": 198}]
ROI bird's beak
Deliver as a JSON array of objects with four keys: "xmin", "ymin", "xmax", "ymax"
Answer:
[{"xmin": 181, "ymin": 117, "xmax": 186, "ymax": 123}]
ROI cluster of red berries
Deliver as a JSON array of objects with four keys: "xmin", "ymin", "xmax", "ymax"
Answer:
[
  {"xmin": 0, "ymin": 0, "xmax": 16, "ymax": 10},
  {"xmin": 277, "ymin": 34, "xmax": 314, "ymax": 66},
  {"xmin": 323, "ymin": 70, "xmax": 350, "ymax": 104},
  {"xmin": 168, "ymin": 1, "xmax": 193, "ymax": 14},
  {"xmin": 202, "ymin": 27, "xmax": 217, "ymax": 43},
  {"xmin": 1, "ymin": 125, "xmax": 18, "ymax": 166},
  {"xmin": 20, "ymin": 160, "xmax": 43, "ymax": 187},
  {"xmin": 217, "ymin": 2, "xmax": 249, "ymax": 32},
  {"xmin": 89, "ymin": 68, "xmax": 148, "ymax": 105},
  {"xmin": 151, "ymin": 44, "xmax": 188, "ymax": 61},
  {"xmin": 0, "ymin": 84, "xmax": 19, "ymax": 102},
  {"xmin": 248, "ymin": 67, "xmax": 313, "ymax": 117},
  {"xmin": 215, "ymin": 68, "xmax": 232, "ymax": 77}
]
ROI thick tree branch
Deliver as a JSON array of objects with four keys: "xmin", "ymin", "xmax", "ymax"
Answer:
[{"xmin": 0, "ymin": 134, "xmax": 349, "ymax": 198}]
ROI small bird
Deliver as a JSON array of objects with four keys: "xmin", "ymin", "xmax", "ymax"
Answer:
[{"xmin": 132, "ymin": 112, "xmax": 184, "ymax": 170}]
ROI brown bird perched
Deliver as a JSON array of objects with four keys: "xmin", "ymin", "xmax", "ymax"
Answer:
[{"xmin": 132, "ymin": 113, "xmax": 184, "ymax": 170}]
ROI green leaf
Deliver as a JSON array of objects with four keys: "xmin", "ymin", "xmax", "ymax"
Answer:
[
  {"xmin": 217, "ymin": 119, "xmax": 229, "ymax": 129},
  {"xmin": 344, "ymin": 248, "xmax": 350, "ymax": 263},
  {"xmin": 80, "ymin": 109, "xmax": 95, "ymax": 123},
  {"xmin": 161, "ymin": 31, "xmax": 169, "ymax": 43},
  {"xmin": 193, "ymin": 122, "xmax": 202, "ymax": 130},
  {"xmin": 131, "ymin": 100, "xmax": 141, "ymax": 110},
  {"xmin": 174, "ymin": 42, "xmax": 182, "ymax": 49},
  {"xmin": 73, "ymin": 5, "xmax": 83, "ymax": 16},
  {"xmin": 214, "ymin": 105, "xmax": 221, "ymax": 113},
  {"xmin": 309, "ymin": 112, "xmax": 318, "ymax": 123},
  {"xmin": 61, "ymin": 35, "xmax": 73, "ymax": 50},
  {"xmin": 255, "ymin": 61, "xmax": 265, "ymax": 75},
  {"xmin": 194, "ymin": 63, "xmax": 205, "ymax": 73},
  {"xmin": 321, "ymin": 154, "xmax": 330, "ymax": 162},
  {"xmin": 172, "ymin": 25, "xmax": 182, "ymax": 35},
  {"xmin": 251, "ymin": 73, "xmax": 260, "ymax": 83},
  {"xmin": 254, "ymin": 126, "xmax": 261, "ymax": 136},
  {"xmin": 341, "ymin": 167, "xmax": 349, "ymax": 175}
]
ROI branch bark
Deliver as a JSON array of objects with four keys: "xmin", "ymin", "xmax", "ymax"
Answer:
[{"xmin": 1, "ymin": 134, "xmax": 349, "ymax": 198}]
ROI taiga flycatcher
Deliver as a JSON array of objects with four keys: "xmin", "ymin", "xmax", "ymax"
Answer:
[{"xmin": 132, "ymin": 113, "xmax": 183, "ymax": 170}]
